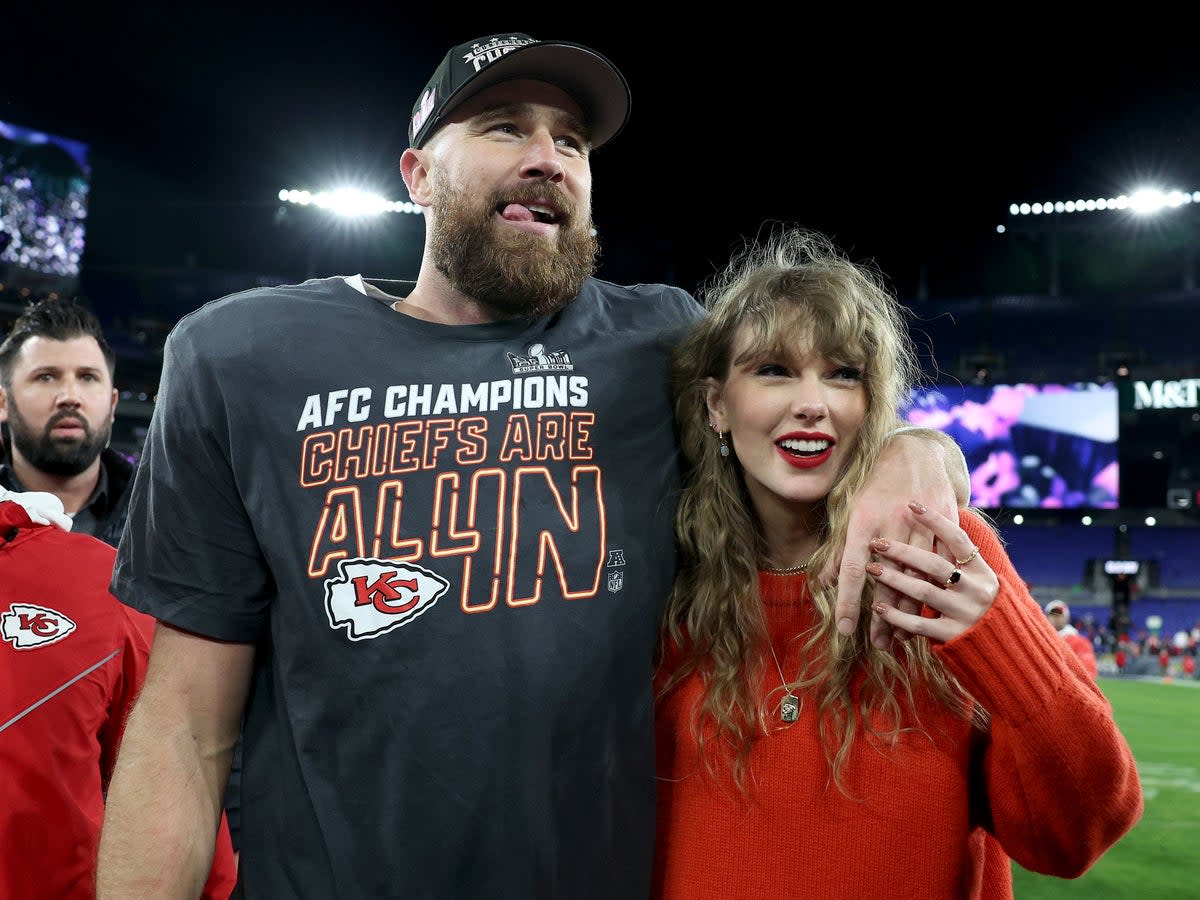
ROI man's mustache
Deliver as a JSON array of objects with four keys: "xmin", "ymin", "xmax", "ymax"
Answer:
[{"xmin": 44, "ymin": 410, "xmax": 92, "ymax": 436}]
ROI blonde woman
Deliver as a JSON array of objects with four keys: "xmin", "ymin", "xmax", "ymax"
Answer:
[{"xmin": 654, "ymin": 227, "xmax": 1142, "ymax": 899}]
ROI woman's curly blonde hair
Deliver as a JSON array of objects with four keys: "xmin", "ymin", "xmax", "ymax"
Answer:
[{"xmin": 659, "ymin": 226, "xmax": 984, "ymax": 793}]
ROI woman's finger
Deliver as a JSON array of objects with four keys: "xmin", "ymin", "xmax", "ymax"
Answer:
[{"xmin": 865, "ymin": 549, "xmax": 998, "ymax": 640}]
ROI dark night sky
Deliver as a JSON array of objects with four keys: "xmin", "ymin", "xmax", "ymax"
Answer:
[{"xmin": 8, "ymin": 11, "xmax": 1200, "ymax": 302}]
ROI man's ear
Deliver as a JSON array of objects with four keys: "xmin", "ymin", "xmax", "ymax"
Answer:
[
  {"xmin": 400, "ymin": 148, "xmax": 434, "ymax": 208},
  {"xmin": 704, "ymin": 377, "xmax": 726, "ymax": 432},
  {"xmin": 0, "ymin": 387, "xmax": 8, "ymax": 425}
]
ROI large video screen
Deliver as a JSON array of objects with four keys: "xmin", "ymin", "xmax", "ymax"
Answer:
[
  {"xmin": 0, "ymin": 119, "xmax": 90, "ymax": 280},
  {"xmin": 900, "ymin": 382, "xmax": 1119, "ymax": 509}
]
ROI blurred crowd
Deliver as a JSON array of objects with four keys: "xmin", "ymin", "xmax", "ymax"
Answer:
[{"xmin": 1054, "ymin": 604, "xmax": 1200, "ymax": 679}]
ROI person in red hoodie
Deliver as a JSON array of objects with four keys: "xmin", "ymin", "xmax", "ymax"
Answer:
[
  {"xmin": 1044, "ymin": 599, "xmax": 1099, "ymax": 679},
  {"xmin": 655, "ymin": 227, "xmax": 1143, "ymax": 899},
  {"xmin": 0, "ymin": 488, "xmax": 237, "ymax": 899}
]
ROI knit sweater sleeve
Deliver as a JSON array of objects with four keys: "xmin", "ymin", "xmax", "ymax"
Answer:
[{"xmin": 931, "ymin": 510, "xmax": 1143, "ymax": 879}]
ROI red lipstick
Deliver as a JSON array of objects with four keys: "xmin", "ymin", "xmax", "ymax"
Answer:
[{"xmin": 775, "ymin": 432, "xmax": 835, "ymax": 469}]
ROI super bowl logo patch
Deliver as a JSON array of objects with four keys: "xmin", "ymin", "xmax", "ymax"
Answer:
[
  {"xmin": 324, "ymin": 558, "xmax": 450, "ymax": 641},
  {"xmin": 1, "ymin": 603, "xmax": 77, "ymax": 650},
  {"xmin": 507, "ymin": 343, "xmax": 574, "ymax": 374}
]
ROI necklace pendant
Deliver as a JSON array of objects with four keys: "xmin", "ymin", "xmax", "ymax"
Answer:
[{"xmin": 780, "ymin": 694, "xmax": 799, "ymax": 723}]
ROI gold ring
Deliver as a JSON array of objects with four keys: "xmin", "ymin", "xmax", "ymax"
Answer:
[
  {"xmin": 955, "ymin": 547, "xmax": 980, "ymax": 568},
  {"xmin": 943, "ymin": 568, "xmax": 961, "ymax": 589}
]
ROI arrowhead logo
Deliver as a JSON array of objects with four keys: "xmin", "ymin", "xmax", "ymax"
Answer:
[
  {"xmin": 324, "ymin": 558, "xmax": 450, "ymax": 641},
  {"xmin": 2, "ymin": 603, "xmax": 78, "ymax": 650}
]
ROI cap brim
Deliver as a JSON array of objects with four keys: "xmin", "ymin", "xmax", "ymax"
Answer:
[{"xmin": 429, "ymin": 41, "xmax": 630, "ymax": 149}]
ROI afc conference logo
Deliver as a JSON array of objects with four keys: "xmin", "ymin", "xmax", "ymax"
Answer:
[
  {"xmin": 606, "ymin": 548, "xmax": 625, "ymax": 594},
  {"xmin": 2, "ymin": 603, "xmax": 77, "ymax": 649}
]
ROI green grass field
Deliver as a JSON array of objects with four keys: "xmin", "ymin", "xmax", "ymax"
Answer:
[{"xmin": 1011, "ymin": 676, "xmax": 1200, "ymax": 898}]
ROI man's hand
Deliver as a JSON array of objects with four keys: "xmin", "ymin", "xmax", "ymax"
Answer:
[{"xmin": 819, "ymin": 429, "xmax": 968, "ymax": 648}]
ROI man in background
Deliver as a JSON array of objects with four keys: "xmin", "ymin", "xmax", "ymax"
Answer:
[
  {"xmin": 0, "ymin": 298, "xmax": 134, "ymax": 546},
  {"xmin": 1045, "ymin": 599, "xmax": 1099, "ymax": 679},
  {"xmin": 0, "ymin": 297, "xmax": 246, "ymax": 854}
]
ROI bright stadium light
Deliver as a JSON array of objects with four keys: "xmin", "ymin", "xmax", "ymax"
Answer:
[
  {"xmin": 277, "ymin": 187, "xmax": 423, "ymax": 218},
  {"xmin": 1006, "ymin": 185, "xmax": 1198, "ymax": 218}
]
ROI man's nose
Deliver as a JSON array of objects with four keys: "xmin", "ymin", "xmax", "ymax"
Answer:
[
  {"xmin": 518, "ymin": 129, "xmax": 566, "ymax": 183},
  {"xmin": 56, "ymin": 379, "xmax": 84, "ymax": 406}
]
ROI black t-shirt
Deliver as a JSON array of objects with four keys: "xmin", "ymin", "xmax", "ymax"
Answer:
[{"xmin": 113, "ymin": 275, "xmax": 702, "ymax": 899}]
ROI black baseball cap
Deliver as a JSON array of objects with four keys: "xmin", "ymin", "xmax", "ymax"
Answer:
[{"xmin": 407, "ymin": 33, "xmax": 631, "ymax": 150}]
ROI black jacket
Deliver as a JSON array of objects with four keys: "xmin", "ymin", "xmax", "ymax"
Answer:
[{"xmin": 0, "ymin": 447, "xmax": 136, "ymax": 548}]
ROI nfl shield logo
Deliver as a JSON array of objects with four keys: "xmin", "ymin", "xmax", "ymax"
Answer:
[{"xmin": 607, "ymin": 570, "xmax": 624, "ymax": 593}]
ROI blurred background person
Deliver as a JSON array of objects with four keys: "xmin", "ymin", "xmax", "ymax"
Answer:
[
  {"xmin": 1044, "ymin": 599, "xmax": 1099, "ymax": 679},
  {"xmin": 0, "ymin": 298, "xmax": 133, "ymax": 546},
  {"xmin": 0, "ymin": 488, "xmax": 236, "ymax": 899},
  {"xmin": 1122, "ymin": 642, "xmax": 1160, "ymax": 677}
]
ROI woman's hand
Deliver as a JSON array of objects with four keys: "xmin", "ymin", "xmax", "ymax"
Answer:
[
  {"xmin": 824, "ymin": 430, "xmax": 966, "ymax": 649},
  {"xmin": 863, "ymin": 500, "xmax": 998, "ymax": 643}
]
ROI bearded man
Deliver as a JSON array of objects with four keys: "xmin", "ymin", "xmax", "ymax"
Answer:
[
  {"xmin": 97, "ymin": 32, "xmax": 965, "ymax": 900},
  {"xmin": 0, "ymin": 298, "xmax": 131, "ymax": 546}
]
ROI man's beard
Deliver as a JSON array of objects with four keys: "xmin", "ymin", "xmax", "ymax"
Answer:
[
  {"xmin": 429, "ymin": 179, "xmax": 599, "ymax": 319},
  {"xmin": 5, "ymin": 401, "xmax": 111, "ymax": 477}
]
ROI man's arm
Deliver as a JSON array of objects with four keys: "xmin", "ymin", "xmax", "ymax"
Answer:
[
  {"xmin": 821, "ymin": 428, "xmax": 969, "ymax": 648},
  {"xmin": 97, "ymin": 622, "xmax": 254, "ymax": 898}
]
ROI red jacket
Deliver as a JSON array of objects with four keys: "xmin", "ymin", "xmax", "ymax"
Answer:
[
  {"xmin": 1062, "ymin": 632, "xmax": 1099, "ymax": 679},
  {"xmin": 0, "ymin": 499, "xmax": 237, "ymax": 899}
]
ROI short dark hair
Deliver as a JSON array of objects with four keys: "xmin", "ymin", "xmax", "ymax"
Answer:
[{"xmin": 0, "ymin": 298, "xmax": 115, "ymax": 387}]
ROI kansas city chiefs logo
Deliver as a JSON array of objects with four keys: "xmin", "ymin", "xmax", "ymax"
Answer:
[
  {"xmin": 324, "ymin": 558, "xmax": 450, "ymax": 641},
  {"xmin": 2, "ymin": 603, "xmax": 77, "ymax": 649}
]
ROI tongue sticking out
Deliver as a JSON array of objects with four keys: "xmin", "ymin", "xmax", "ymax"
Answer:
[{"xmin": 501, "ymin": 204, "xmax": 534, "ymax": 222}]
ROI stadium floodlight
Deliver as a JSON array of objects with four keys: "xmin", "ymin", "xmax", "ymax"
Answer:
[
  {"xmin": 277, "ymin": 187, "xmax": 423, "ymax": 218},
  {"xmin": 1007, "ymin": 186, "xmax": 1199, "ymax": 218}
]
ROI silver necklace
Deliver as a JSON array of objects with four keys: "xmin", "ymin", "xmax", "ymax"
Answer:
[{"xmin": 766, "ymin": 639, "xmax": 800, "ymax": 723}]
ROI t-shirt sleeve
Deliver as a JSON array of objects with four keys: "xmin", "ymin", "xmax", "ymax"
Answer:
[
  {"xmin": 111, "ymin": 312, "xmax": 273, "ymax": 642},
  {"xmin": 665, "ymin": 285, "xmax": 704, "ymax": 325},
  {"xmin": 649, "ymin": 285, "xmax": 704, "ymax": 354}
]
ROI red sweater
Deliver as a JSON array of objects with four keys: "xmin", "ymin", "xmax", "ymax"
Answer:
[
  {"xmin": 654, "ymin": 511, "xmax": 1142, "ymax": 899},
  {"xmin": 0, "ymin": 500, "xmax": 237, "ymax": 900}
]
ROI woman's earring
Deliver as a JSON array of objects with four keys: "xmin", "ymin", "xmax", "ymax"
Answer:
[{"xmin": 710, "ymin": 421, "xmax": 730, "ymax": 457}]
